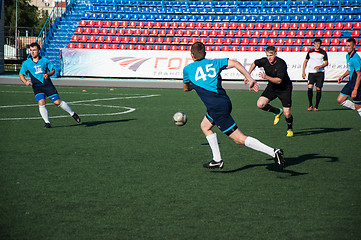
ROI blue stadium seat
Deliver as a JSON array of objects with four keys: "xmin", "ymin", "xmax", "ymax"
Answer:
[
  {"xmin": 155, "ymin": 14, "xmax": 164, "ymax": 21},
  {"xmin": 224, "ymin": 8, "xmax": 232, "ymax": 15},
  {"xmin": 273, "ymin": 15, "xmax": 282, "ymax": 21},
  {"xmin": 257, "ymin": 15, "xmax": 265, "ymax": 21},
  {"xmin": 205, "ymin": 15, "xmax": 214, "ymax": 21},
  {"xmin": 291, "ymin": 15, "xmax": 300, "ymax": 21},
  {"xmin": 265, "ymin": 15, "xmax": 273, "ymax": 22},
  {"xmin": 242, "ymin": 8, "xmax": 250, "ymax": 14},
  {"xmin": 174, "ymin": 8, "xmax": 182, "ymax": 14},
  {"xmin": 230, "ymin": 15, "xmax": 240, "ymax": 22},
  {"xmin": 249, "ymin": 15, "xmax": 257, "ymax": 22},
  {"xmin": 283, "ymin": 15, "xmax": 290, "ymax": 21},
  {"xmin": 82, "ymin": 13, "xmax": 90, "ymax": 19},
  {"xmin": 139, "ymin": 14, "xmax": 147, "ymax": 21},
  {"xmin": 309, "ymin": 15, "xmax": 317, "ymax": 22},
  {"xmin": 259, "ymin": 8, "xmax": 267, "ymax": 14},
  {"xmin": 327, "ymin": 15, "xmax": 336, "ymax": 21},
  {"xmin": 172, "ymin": 15, "xmax": 180, "ymax": 21},
  {"xmin": 197, "ymin": 15, "xmax": 206, "ymax": 21},
  {"xmin": 180, "ymin": 15, "xmax": 189, "ymax": 21},
  {"xmin": 279, "ymin": 1, "xmax": 288, "ymax": 7},
  {"xmin": 223, "ymin": 15, "xmax": 230, "ymax": 21},
  {"xmin": 189, "ymin": 15, "xmax": 197, "ymax": 21},
  {"xmin": 290, "ymin": 1, "xmax": 297, "ymax": 7},
  {"xmin": 189, "ymin": 1, "xmax": 197, "ymax": 7},
  {"xmin": 106, "ymin": 13, "xmax": 114, "ymax": 20},
  {"xmin": 239, "ymin": 1, "xmax": 247, "ymax": 7},
  {"xmin": 214, "ymin": 16, "xmax": 222, "ymax": 21},
  {"xmin": 229, "ymin": 1, "xmax": 237, "ymax": 7},
  {"xmin": 300, "ymin": 15, "xmax": 308, "ymax": 21},
  {"xmin": 302, "ymin": 8, "xmax": 311, "ymax": 14},
  {"xmin": 239, "ymin": 15, "xmax": 247, "ymax": 21},
  {"xmin": 122, "ymin": 14, "xmax": 131, "ymax": 21},
  {"xmin": 114, "ymin": 14, "xmax": 122, "ymax": 20},
  {"xmin": 163, "ymin": 15, "xmax": 172, "ymax": 21},
  {"xmin": 318, "ymin": 15, "xmax": 326, "ymax": 21},
  {"xmin": 182, "ymin": 8, "xmax": 191, "ymax": 14},
  {"xmin": 320, "ymin": 8, "xmax": 328, "ymax": 13},
  {"xmin": 311, "ymin": 8, "xmax": 320, "ymax": 14},
  {"xmin": 250, "ymin": 8, "xmax": 258, "ymax": 14},
  {"xmin": 216, "ymin": 8, "xmax": 224, "ymax": 14},
  {"xmin": 233, "ymin": 8, "xmax": 242, "ymax": 14},
  {"xmin": 276, "ymin": 8, "xmax": 285, "ymax": 14},
  {"xmin": 147, "ymin": 14, "xmax": 155, "ymax": 21}
]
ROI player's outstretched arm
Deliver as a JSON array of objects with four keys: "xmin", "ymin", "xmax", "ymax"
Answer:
[
  {"xmin": 302, "ymin": 59, "xmax": 308, "ymax": 79},
  {"xmin": 183, "ymin": 83, "xmax": 193, "ymax": 92},
  {"xmin": 19, "ymin": 74, "xmax": 31, "ymax": 86},
  {"xmin": 338, "ymin": 70, "xmax": 349, "ymax": 84},
  {"xmin": 227, "ymin": 59, "xmax": 259, "ymax": 92},
  {"xmin": 351, "ymin": 71, "xmax": 361, "ymax": 98}
]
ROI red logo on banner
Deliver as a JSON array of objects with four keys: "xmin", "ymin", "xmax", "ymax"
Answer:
[{"xmin": 111, "ymin": 57, "xmax": 151, "ymax": 72}]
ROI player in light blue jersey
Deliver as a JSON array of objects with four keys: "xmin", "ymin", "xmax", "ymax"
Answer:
[
  {"xmin": 183, "ymin": 42, "xmax": 285, "ymax": 170},
  {"xmin": 337, "ymin": 38, "xmax": 361, "ymax": 124},
  {"xmin": 19, "ymin": 42, "xmax": 80, "ymax": 128}
]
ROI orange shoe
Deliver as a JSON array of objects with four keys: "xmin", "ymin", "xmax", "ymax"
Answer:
[
  {"xmin": 307, "ymin": 106, "xmax": 313, "ymax": 111},
  {"xmin": 314, "ymin": 107, "xmax": 319, "ymax": 111}
]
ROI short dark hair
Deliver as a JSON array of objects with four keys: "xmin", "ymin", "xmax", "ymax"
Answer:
[
  {"xmin": 191, "ymin": 42, "xmax": 206, "ymax": 60},
  {"xmin": 265, "ymin": 45, "xmax": 277, "ymax": 54},
  {"xmin": 347, "ymin": 38, "xmax": 356, "ymax": 45},
  {"xmin": 314, "ymin": 38, "xmax": 322, "ymax": 44},
  {"xmin": 30, "ymin": 42, "xmax": 41, "ymax": 50}
]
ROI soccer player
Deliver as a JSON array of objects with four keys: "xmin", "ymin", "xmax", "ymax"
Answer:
[
  {"xmin": 302, "ymin": 38, "xmax": 329, "ymax": 111},
  {"xmin": 183, "ymin": 42, "xmax": 285, "ymax": 170},
  {"xmin": 336, "ymin": 38, "xmax": 361, "ymax": 121},
  {"xmin": 247, "ymin": 46, "xmax": 294, "ymax": 137},
  {"xmin": 19, "ymin": 42, "xmax": 80, "ymax": 128}
]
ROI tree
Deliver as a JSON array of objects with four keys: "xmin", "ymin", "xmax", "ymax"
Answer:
[{"xmin": 5, "ymin": 0, "xmax": 40, "ymax": 36}]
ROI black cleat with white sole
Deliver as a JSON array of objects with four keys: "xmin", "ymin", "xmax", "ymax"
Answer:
[
  {"xmin": 72, "ymin": 112, "xmax": 81, "ymax": 123},
  {"xmin": 203, "ymin": 160, "xmax": 224, "ymax": 169},
  {"xmin": 274, "ymin": 149, "xmax": 285, "ymax": 170},
  {"xmin": 44, "ymin": 123, "xmax": 51, "ymax": 128}
]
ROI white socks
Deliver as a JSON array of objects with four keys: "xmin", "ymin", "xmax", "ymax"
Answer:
[
  {"xmin": 358, "ymin": 108, "xmax": 361, "ymax": 118},
  {"xmin": 206, "ymin": 133, "xmax": 222, "ymax": 162},
  {"xmin": 59, "ymin": 101, "xmax": 74, "ymax": 115},
  {"xmin": 245, "ymin": 136, "xmax": 275, "ymax": 158},
  {"xmin": 341, "ymin": 100, "xmax": 356, "ymax": 110},
  {"xmin": 39, "ymin": 105, "xmax": 50, "ymax": 123}
]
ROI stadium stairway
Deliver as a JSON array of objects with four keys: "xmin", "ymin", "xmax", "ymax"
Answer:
[{"xmin": 43, "ymin": 0, "xmax": 92, "ymax": 77}]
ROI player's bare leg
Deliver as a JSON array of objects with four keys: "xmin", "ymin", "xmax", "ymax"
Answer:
[
  {"xmin": 257, "ymin": 96, "xmax": 283, "ymax": 125},
  {"xmin": 337, "ymin": 94, "xmax": 356, "ymax": 110},
  {"xmin": 283, "ymin": 107, "xmax": 294, "ymax": 137}
]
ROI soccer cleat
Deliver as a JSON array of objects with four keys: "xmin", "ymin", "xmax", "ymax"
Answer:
[
  {"xmin": 286, "ymin": 129, "xmax": 294, "ymax": 137},
  {"xmin": 72, "ymin": 112, "xmax": 81, "ymax": 123},
  {"xmin": 314, "ymin": 107, "xmax": 319, "ymax": 111},
  {"xmin": 203, "ymin": 160, "xmax": 224, "ymax": 169},
  {"xmin": 44, "ymin": 123, "xmax": 51, "ymax": 128},
  {"xmin": 274, "ymin": 149, "xmax": 285, "ymax": 170},
  {"xmin": 307, "ymin": 106, "xmax": 313, "ymax": 111},
  {"xmin": 274, "ymin": 108, "xmax": 283, "ymax": 125}
]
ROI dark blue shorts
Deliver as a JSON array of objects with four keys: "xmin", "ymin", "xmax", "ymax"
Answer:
[
  {"xmin": 206, "ymin": 99, "xmax": 238, "ymax": 136},
  {"xmin": 340, "ymin": 79, "xmax": 361, "ymax": 103},
  {"xmin": 32, "ymin": 84, "xmax": 60, "ymax": 102}
]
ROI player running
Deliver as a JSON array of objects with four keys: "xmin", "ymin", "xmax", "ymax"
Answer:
[
  {"xmin": 336, "ymin": 38, "xmax": 361, "ymax": 122},
  {"xmin": 182, "ymin": 42, "xmax": 285, "ymax": 170},
  {"xmin": 19, "ymin": 42, "xmax": 80, "ymax": 128},
  {"xmin": 247, "ymin": 46, "xmax": 294, "ymax": 137},
  {"xmin": 302, "ymin": 38, "xmax": 329, "ymax": 111}
]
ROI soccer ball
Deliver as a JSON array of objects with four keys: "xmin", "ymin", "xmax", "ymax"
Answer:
[{"xmin": 173, "ymin": 112, "xmax": 187, "ymax": 126}]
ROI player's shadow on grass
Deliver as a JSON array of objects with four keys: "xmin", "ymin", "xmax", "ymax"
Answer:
[
  {"xmin": 58, "ymin": 118, "xmax": 137, "ymax": 127},
  {"xmin": 294, "ymin": 127, "xmax": 351, "ymax": 136},
  {"xmin": 213, "ymin": 153, "xmax": 338, "ymax": 177}
]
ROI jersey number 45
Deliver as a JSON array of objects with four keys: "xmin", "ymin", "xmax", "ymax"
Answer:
[{"xmin": 195, "ymin": 64, "xmax": 217, "ymax": 81}]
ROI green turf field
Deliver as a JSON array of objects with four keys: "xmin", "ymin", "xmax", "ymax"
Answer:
[{"xmin": 0, "ymin": 84, "xmax": 360, "ymax": 240}]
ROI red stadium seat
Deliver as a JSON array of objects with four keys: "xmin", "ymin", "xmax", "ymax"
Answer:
[
  {"xmin": 91, "ymin": 28, "xmax": 100, "ymax": 35},
  {"xmin": 243, "ymin": 30, "xmax": 252, "ymax": 37},
  {"xmin": 237, "ymin": 46, "xmax": 246, "ymax": 51},
  {"xmin": 153, "ymin": 45, "xmax": 161, "ymax": 50},
  {"xmin": 229, "ymin": 23, "xmax": 237, "ymax": 29},
  {"xmin": 129, "ymin": 21, "xmax": 137, "ymax": 28},
  {"xmin": 93, "ymin": 44, "xmax": 100, "ymax": 49},
  {"xmin": 221, "ymin": 22, "xmax": 229, "ymax": 29},
  {"xmin": 79, "ymin": 36, "xmax": 87, "ymax": 42},
  {"xmin": 333, "ymin": 30, "xmax": 342, "ymax": 37},
  {"xmin": 287, "ymin": 31, "xmax": 296, "ymax": 37},
  {"xmin": 292, "ymin": 47, "xmax": 301, "ymax": 52},
  {"xmin": 125, "ymin": 29, "xmax": 133, "ymax": 35},
  {"xmin": 255, "ymin": 23, "xmax": 263, "ymax": 29},
  {"xmin": 150, "ymin": 29, "xmax": 158, "ymax": 36},
  {"xmin": 101, "ymin": 44, "xmax": 109, "ymax": 49},
  {"xmin": 248, "ymin": 46, "xmax": 256, "ymax": 51},
  {"xmin": 70, "ymin": 35, "xmax": 79, "ymax": 42},
  {"xmin": 187, "ymin": 22, "xmax": 195, "ymax": 29},
  {"xmin": 206, "ymin": 38, "xmax": 215, "ymax": 45},
  {"xmin": 87, "ymin": 20, "xmax": 95, "ymax": 27},
  {"xmin": 88, "ymin": 36, "xmax": 96, "ymax": 42},
  {"xmin": 278, "ymin": 31, "xmax": 287, "ymax": 37},
  {"xmin": 179, "ymin": 22, "xmax": 186, "ymax": 28},
  {"xmin": 96, "ymin": 36, "xmax": 105, "ymax": 42},
  {"xmin": 344, "ymin": 22, "xmax": 353, "ymax": 29},
  {"xmin": 212, "ymin": 23, "xmax": 221, "ymax": 29},
  {"xmin": 175, "ymin": 30, "xmax": 183, "ymax": 36},
  {"xmin": 224, "ymin": 38, "xmax": 232, "ymax": 45},
  {"xmin": 329, "ymin": 46, "xmax": 337, "ymax": 52},
  {"xmin": 261, "ymin": 31, "xmax": 269, "ymax": 37},
  {"xmin": 221, "ymin": 46, "xmax": 230, "ymax": 51},
  {"xmin": 110, "ymin": 44, "xmax": 117, "ymax": 50},
  {"xmin": 108, "ymin": 29, "xmax": 116, "ymax": 35},
  {"xmin": 226, "ymin": 30, "xmax": 235, "ymax": 37},
  {"xmin": 354, "ymin": 22, "xmax": 361, "ymax": 29},
  {"xmin": 104, "ymin": 21, "xmax": 112, "ymax": 28},
  {"xmin": 276, "ymin": 38, "xmax": 285, "ymax": 45},
  {"xmin": 189, "ymin": 38, "xmax": 197, "ymax": 44},
  {"xmin": 339, "ymin": 46, "xmax": 346, "ymax": 52},
  {"xmin": 326, "ymin": 22, "xmax": 334, "ymax": 29},
  {"xmin": 161, "ymin": 45, "xmax": 169, "ymax": 50},
  {"xmin": 136, "ymin": 21, "xmax": 145, "ymax": 28},
  {"xmin": 290, "ymin": 23, "xmax": 298, "ymax": 30},
  {"xmin": 301, "ymin": 46, "xmax": 310, "ymax": 52},
  {"xmin": 200, "ymin": 30, "xmax": 209, "ymax": 37},
  {"xmin": 272, "ymin": 23, "xmax": 281, "ymax": 30},
  {"xmin": 305, "ymin": 30, "xmax": 314, "ymax": 37},
  {"xmin": 135, "ymin": 45, "xmax": 143, "ymax": 50},
  {"xmin": 267, "ymin": 39, "xmax": 276, "ymax": 45},
  {"xmin": 270, "ymin": 31, "xmax": 278, "ymax": 37},
  {"xmin": 299, "ymin": 23, "xmax": 307, "ymax": 29},
  {"xmin": 138, "ymin": 37, "xmax": 146, "ymax": 43},
  {"xmin": 180, "ymin": 38, "xmax": 189, "ymax": 44},
  {"xmin": 322, "ymin": 38, "xmax": 331, "ymax": 45},
  {"xmin": 178, "ymin": 45, "xmax": 186, "ymax": 51},
  {"xmin": 76, "ymin": 43, "xmax": 84, "ymax": 48},
  {"xmin": 321, "ymin": 47, "xmax": 328, "ymax": 51},
  {"xmin": 184, "ymin": 30, "xmax": 192, "ymax": 36},
  {"xmin": 259, "ymin": 39, "xmax": 267, "ymax": 45},
  {"xmin": 218, "ymin": 30, "xmax": 226, "ymax": 37},
  {"xmin": 285, "ymin": 39, "xmax": 293, "ymax": 45},
  {"xmin": 304, "ymin": 39, "xmax": 312, "ymax": 45},
  {"xmin": 104, "ymin": 36, "xmax": 112, "ymax": 43},
  {"xmin": 335, "ymin": 22, "xmax": 343, "ymax": 29},
  {"xmin": 230, "ymin": 38, "xmax": 240, "ymax": 45},
  {"xmin": 83, "ymin": 43, "xmax": 91, "ymax": 49},
  {"xmin": 147, "ymin": 37, "xmax": 155, "ymax": 44},
  {"xmin": 158, "ymin": 29, "xmax": 166, "ymax": 36},
  {"xmin": 196, "ymin": 23, "xmax": 203, "ymax": 29},
  {"xmin": 257, "ymin": 46, "xmax": 265, "ymax": 52},
  {"xmin": 113, "ymin": 36, "xmax": 121, "ymax": 43},
  {"xmin": 120, "ymin": 21, "xmax": 128, "ymax": 28},
  {"xmin": 296, "ymin": 31, "xmax": 305, "ymax": 37},
  {"xmin": 316, "ymin": 22, "xmax": 325, "ymax": 29},
  {"xmin": 99, "ymin": 29, "xmax": 108, "ymax": 35},
  {"xmin": 68, "ymin": 43, "xmax": 75, "ymax": 48},
  {"xmin": 235, "ymin": 30, "xmax": 243, "ymax": 37},
  {"xmin": 133, "ymin": 29, "xmax": 141, "ymax": 36},
  {"xmin": 308, "ymin": 23, "xmax": 316, "ymax": 29},
  {"xmin": 331, "ymin": 38, "xmax": 340, "ymax": 45},
  {"xmin": 145, "ymin": 22, "xmax": 153, "ymax": 28},
  {"xmin": 127, "ymin": 45, "xmax": 135, "ymax": 50},
  {"xmin": 341, "ymin": 38, "xmax": 348, "ymax": 45},
  {"xmin": 264, "ymin": 23, "xmax": 272, "ymax": 29},
  {"xmin": 294, "ymin": 39, "xmax": 302, "ymax": 45},
  {"xmin": 116, "ymin": 29, "xmax": 125, "ymax": 35},
  {"xmin": 230, "ymin": 46, "xmax": 238, "ymax": 51},
  {"xmin": 315, "ymin": 31, "xmax": 323, "ymax": 37},
  {"xmin": 78, "ymin": 20, "xmax": 87, "ymax": 27},
  {"xmin": 351, "ymin": 30, "xmax": 360, "ymax": 37},
  {"xmin": 166, "ymin": 29, "xmax": 175, "ymax": 36},
  {"xmin": 276, "ymin": 46, "xmax": 282, "ymax": 52},
  {"xmin": 324, "ymin": 30, "xmax": 332, "ymax": 37},
  {"xmin": 252, "ymin": 30, "xmax": 261, "ymax": 37},
  {"xmin": 358, "ymin": 47, "xmax": 361, "ymax": 51},
  {"xmin": 118, "ymin": 44, "xmax": 126, "ymax": 50},
  {"xmin": 205, "ymin": 46, "xmax": 211, "ymax": 51},
  {"xmin": 246, "ymin": 23, "xmax": 254, "ymax": 29},
  {"xmin": 121, "ymin": 36, "xmax": 129, "ymax": 43},
  {"xmin": 162, "ymin": 22, "xmax": 170, "ymax": 28},
  {"xmin": 238, "ymin": 23, "xmax": 246, "ymax": 29},
  {"xmin": 192, "ymin": 30, "xmax": 200, "ymax": 37},
  {"xmin": 170, "ymin": 22, "xmax": 178, "ymax": 28},
  {"xmin": 204, "ymin": 22, "xmax": 212, "ymax": 29},
  {"xmin": 241, "ymin": 38, "xmax": 249, "ymax": 45},
  {"xmin": 144, "ymin": 45, "xmax": 152, "ymax": 50},
  {"xmin": 215, "ymin": 38, "xmax": 223, "ymax": 45},
  {"xmin": 164, "ymin": 37, "xmax": 172, "ymax": 44},
  {"xmin": 75, "ymin": 28, "xmax": 83, "ymax": 34},
  {"xmin": 284, "ymin": 46, "xmax": 291, "ymax": 52},
  {"xmin": 209, "ymin": 30, "xmax": 217, "ymax": 37},
  {"xmin": 281, "ymin": 23, "xmax": 289, "ymax": 29}
]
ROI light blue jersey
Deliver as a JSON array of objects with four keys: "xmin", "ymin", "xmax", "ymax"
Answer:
[
  {"xmin": 183, "ymin": 58, "xmax": 228, "ymax": 93},
  {"xmin": 20, "ymin": 57, "xmax": 54, "ymax": 87},
  {"xmin": 346, "ymin": 51, "xmax": 361, "ymax": 83}
]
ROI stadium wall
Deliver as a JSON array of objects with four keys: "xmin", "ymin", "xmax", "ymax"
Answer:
[{"xmin": 61, "ymin": 49, "xmax": 349, "ymax": 81}]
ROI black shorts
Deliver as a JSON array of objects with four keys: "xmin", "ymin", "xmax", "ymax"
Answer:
[
  {"xmin": 261, "ymin": 84, "xmax": 293, "ymax": 108},
  {"xmin": 308, "ymin": 72, "xmax": 325, "ymax": 88}
]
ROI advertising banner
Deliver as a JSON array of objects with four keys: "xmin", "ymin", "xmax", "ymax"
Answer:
[{"xmin": 61, "ymin": 49, "xmax": 350, "ymax": 81}]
